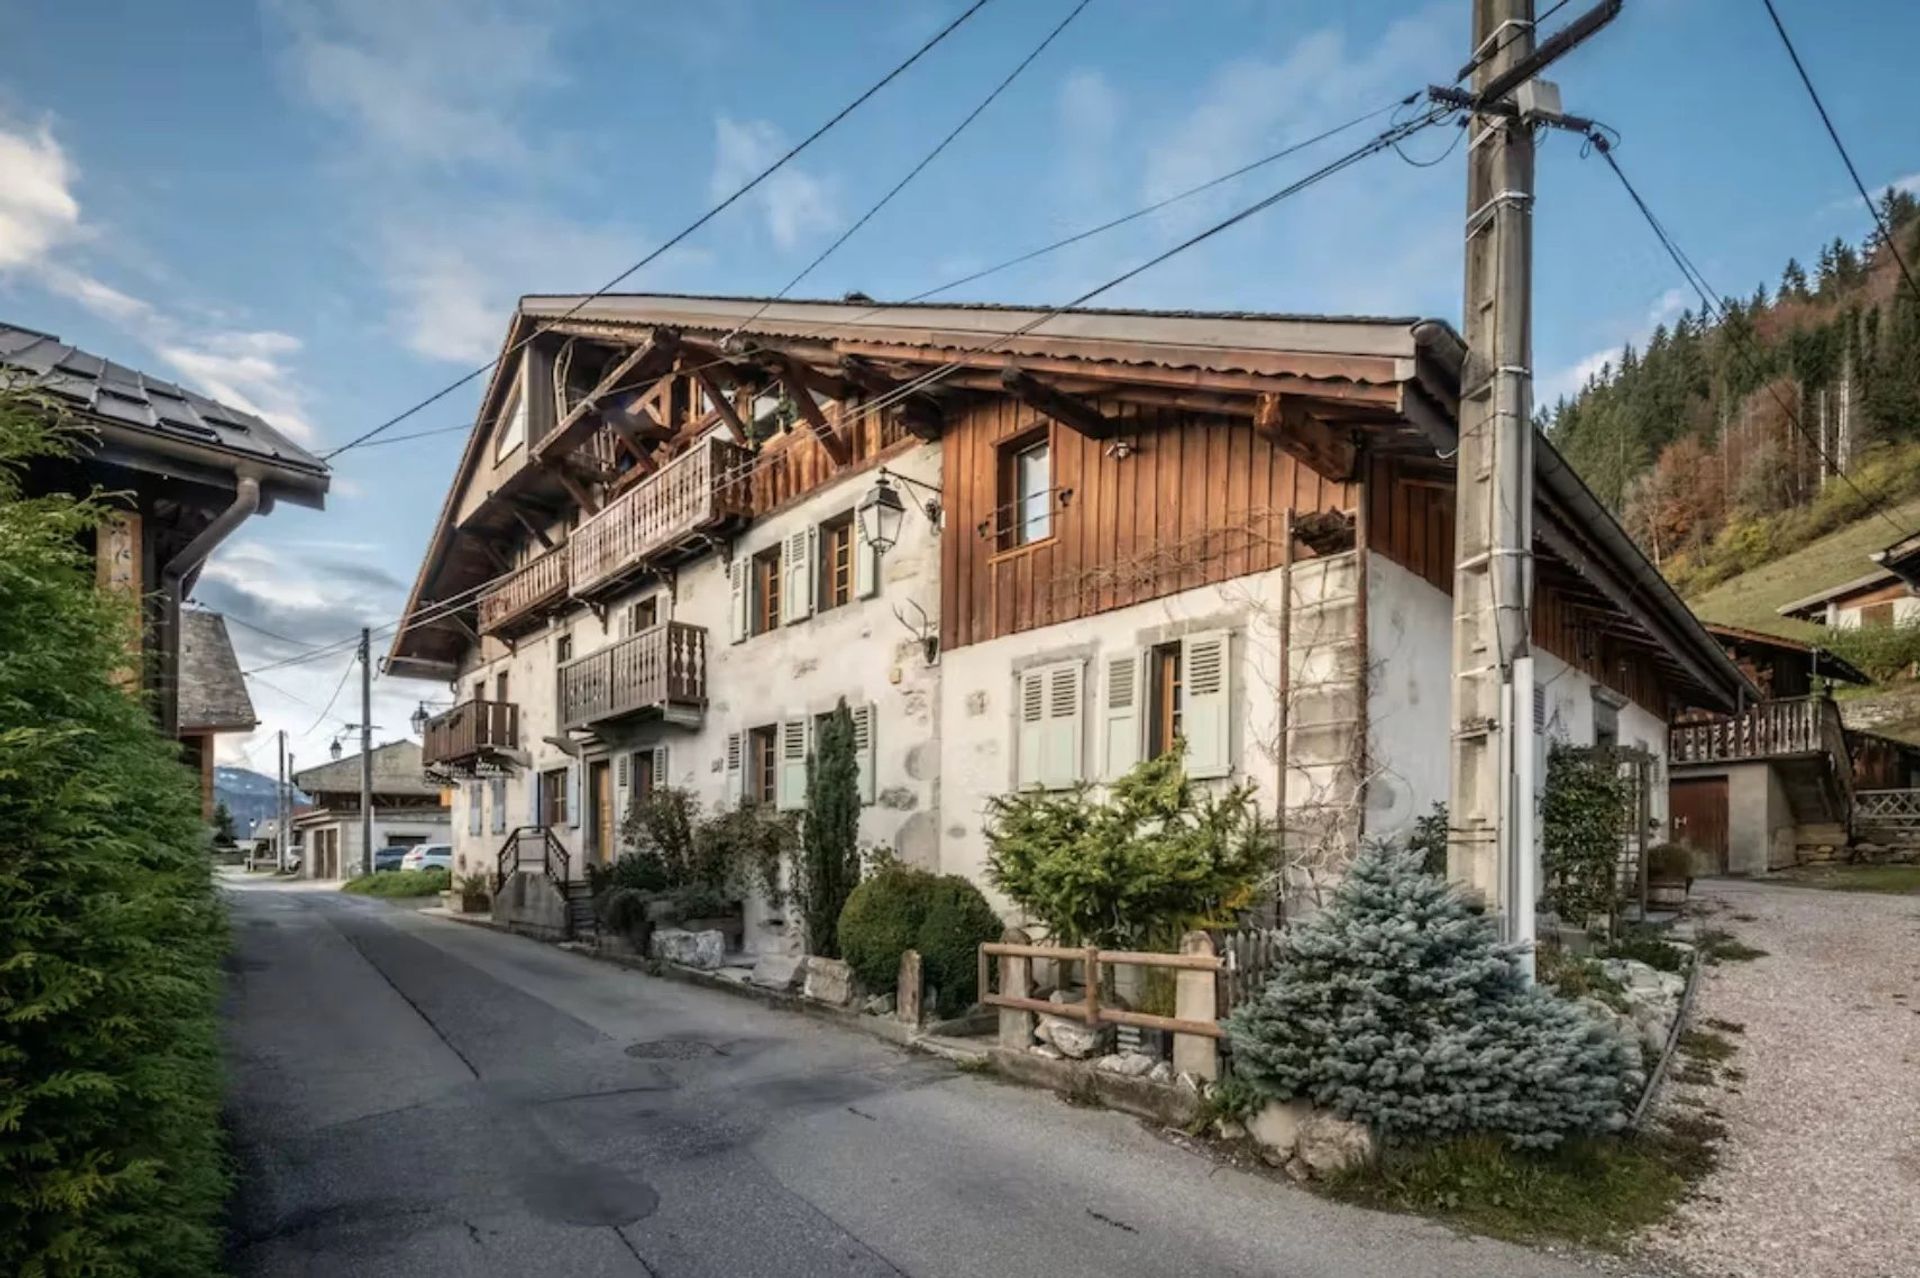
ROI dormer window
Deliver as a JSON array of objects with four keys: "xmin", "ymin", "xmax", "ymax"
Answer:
[{"xmin": 495, "ymin": 362, "xmax": 527, "ymax": 460}]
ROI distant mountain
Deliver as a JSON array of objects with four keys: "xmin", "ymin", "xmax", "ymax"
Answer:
[{"xmin": 214, "ymin": 766, "xmax": 306, "ymax": 836}]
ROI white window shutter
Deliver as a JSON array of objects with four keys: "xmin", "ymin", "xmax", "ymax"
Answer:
[
  {"xmin": 729, "ymin": 558, "xmax": 749, "ymax": 643},
  {"xmin": 1182, "ymin": 630, "xmax": 1232, "ymax": 779},
  {"xmin": 649, "ymin": 744, "xmax": 670, "ymax": 794},
  {"xmin": 490, "ymin": 777, "xmax": 507, "ymax": 833},
  {"xmin": 725, "ymin": 732, "xmax": 744, "ymax": 802},
  {"xmin": 1043, "ymin": 662, "xmax": 1085, "ymax": 789},
  {"xmin": 852, "ymin": 703, "xmax": 877, "ymax": 804},
  {"xmin": 782, "ymin": 528, "xmax": 814, "ymax": 624},
  {"xmin": 565, "ymin": 763, "xmax": 581, "ymax": 828},
  {"xmin": 776, "ymin": 717, "xmax": 810, "ymax": 811},
  {"xmin": 529, "ymin": 774, "xmax": 542, "ymax": 826},
  {"xmin": 616, "ymin": 754, "xmax": 631, "ymax": 789},
  {"xmin": 1016, "ymin": 669, "xmax": 1046, "ymax": 789},
  {"xmin": 1103, "ymin": 650, "xmax": 1145, "ymax": 780},
  {"xmin": 468, "ymin": 781, "xmax": 483, "ymax": 835},
  {"xmin": 855, "ymin": 512, "xmax": 880, "ymax": 599}
]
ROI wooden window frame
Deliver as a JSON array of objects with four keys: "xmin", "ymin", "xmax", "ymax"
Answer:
[
  {"xmin": 1147, "ymin": 641, "xmax": 1183, "ymax": 759},
  {"xmin": 751, "ymin": 545, "xmax": 782, "ymax": 636},
  {"xmin": 746, "ymin": 724, "xmax": 779, "ymax": 806},
  {"xmin": 997, "ymin": 427, "xmax": 1055, "ymax": 552},
  {"xmin": 818, "ymin": 511, "xmax": 855, "ymax": 612},
  {"xmin": 628, "ymin": 594, "xmax": 661, "ymax": 635},
  {"xmin": 540, "ymin": 767, "xmax": 569, "ymax": 827}
]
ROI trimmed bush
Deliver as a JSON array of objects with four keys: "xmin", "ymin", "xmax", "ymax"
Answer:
[
  {"xmin": 838, "ymin": 864, "xmax": 936, "ymax": 992},
  {"xmin": 1227, "ymin": 842, "xmax": 1640, "ymax": 1149},
  {"xmin": 0, "ymin": 398, "xmax": 230, "ymax": 1276},
  {"xmin": 343, "ymin": 867, "xmax": 450, "ymax": 897},
  {"xmin": 916, "ymin": 876, "xmax": 1003, "ymax": 1016}
]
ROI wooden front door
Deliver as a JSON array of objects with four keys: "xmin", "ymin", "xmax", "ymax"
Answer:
[
  {"xmin": 589, "ymin": 761, "xmax": 615, "ymax": 866},
  {"xmin": 1670, "ymin": 776, "xmax": 1730, "ymax": 873}
]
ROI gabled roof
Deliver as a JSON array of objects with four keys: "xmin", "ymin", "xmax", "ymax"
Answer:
[
  {"xmin": 1777, "ymin": 568, "xmax": 1905, "ymax": 620},
  {"xmin": 1702, "ymin": 622, "xmax": 1870, "ymax": 686},
  {"xmin": 178, "ymin": 610, "xmax": 257, "ymax": 732},
  {"xmin": 293, "ymin": 739, "xmax": 437, "ymax": 797},
  {"xmin": 0, "ymin": 321, "xmax": 328, "ymax": 506}
]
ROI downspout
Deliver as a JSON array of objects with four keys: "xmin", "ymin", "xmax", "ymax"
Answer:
[{"xmin": 159, "ymin": 474, "xmax": 261, "ymax": 738}]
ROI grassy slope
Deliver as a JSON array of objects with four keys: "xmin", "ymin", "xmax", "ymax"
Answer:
[{"xmin": 1683, "ymin": 493, "xmax": 1920, "ymax": 638}]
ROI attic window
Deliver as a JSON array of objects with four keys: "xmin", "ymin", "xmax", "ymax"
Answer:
[{"xmin": 496, "ymin": 367, "xmax": 527, "ymax": 460}]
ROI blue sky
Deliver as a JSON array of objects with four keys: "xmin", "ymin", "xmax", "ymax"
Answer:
[{"xmin": 2, "ymin": 0, "xmax": 1916, "ymax": 781}]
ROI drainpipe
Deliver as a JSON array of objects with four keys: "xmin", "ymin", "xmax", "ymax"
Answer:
[{"xmin": 159, "ymin": 474, "xmax": 261, "ymax": 739}]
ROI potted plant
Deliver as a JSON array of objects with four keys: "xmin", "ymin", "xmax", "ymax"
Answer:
[
  {"xmin": 1646, "ymin": 842, "xmax": 1694, "ymax": 908},
  {"xmin": 456, "ymin": 871, "xmax": 492, "ymax": 914}
]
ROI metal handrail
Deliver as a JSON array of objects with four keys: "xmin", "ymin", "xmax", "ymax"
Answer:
[{"xmin": 494, "ymin": 824, "xmax": 569, "ymax": 893}]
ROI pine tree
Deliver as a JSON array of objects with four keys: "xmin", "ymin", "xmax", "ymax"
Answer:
[
  {"xmin": 795, "ymin": 700, "xmax": 862, "ymax": 958},
  {"xmin": 212, "ymin": 799, "xmax": 237, "ymax": 846},
  {"xmin": 1781, "ymin": 256, "xmax": 1811, "ymax": 300},
  {"xmin": 1226, "ymin": 843, "xmax": 1640, "ymax": 1149}
]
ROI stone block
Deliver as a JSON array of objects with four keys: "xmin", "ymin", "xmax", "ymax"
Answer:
[
  {"xmin": 1296, "ymin": 1113, "xmax": 1375, "ymax": 1178},
  {"xmin": 1093, "ymin": 1052, "xmax": 1157, "ymax": 1078},
  {"xmin": 1247, "ymin": 1099, "xmax": 1312, "ymax": 1166},
  {"xmin": 650, "ymin": 928, "xmax": 724, "ymax": 970},
  {"xmin": 803, "ymin": 956, "xmax": 857, "ymax": 1006},
  {"xmin": 749, "ymin": 952, "xmax": 807, "ymax": 991}
]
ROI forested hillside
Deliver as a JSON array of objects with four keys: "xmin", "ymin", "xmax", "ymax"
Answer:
[{"xmin": 1545, "ymin": 188, "xmax": 1920, "ymax": 597}]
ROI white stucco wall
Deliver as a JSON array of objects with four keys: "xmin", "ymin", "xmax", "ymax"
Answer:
[
  {"xmin": 1831, "ymin": 594, "xmax": 1920, "ymax": 629},
  {"xmin": 300, "ymin": 810, "xmax": 451, "ymax": 879}
]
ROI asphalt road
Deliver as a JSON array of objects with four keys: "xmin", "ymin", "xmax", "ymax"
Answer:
[{"xmin": 221, "ymin": 876, "xmax": 1600, "ymax": 1277}]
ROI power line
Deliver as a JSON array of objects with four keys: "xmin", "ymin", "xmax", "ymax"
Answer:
[
  {"xmin": 320, "ymin": 0, "xmax": 995, "ymax": 463},
  {"xmin": 1456, "ymin": 0, "xmax": 1574, "ymax": 83},
  {"xmin": 216, "ymin": 610, "xmax": 327, "ymax": 651},
  {"xmin": 1586, "ymin": 136, "xmax": 1916, "ymax": 541},
  {"xmin": 723, "ymin": 0, "xmax": 1096, "ymax": 343},
  {"xmin": 1759, "ymin": 0, "xmax": 1919, "ymax": 301},
  {"xmin": 301, "ymin": 654, "xmax": 358, "ymax": 738}
]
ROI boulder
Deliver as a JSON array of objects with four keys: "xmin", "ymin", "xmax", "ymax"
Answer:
[
  {"xmin": 1246, "ymin": 1099, "xmax": 1312, "ymax": 1167},
  {"xmin": 749, "ymin": 952, "xmax": 808, "ymax": 991},
  {"xmin": 1295, "ymin": 1113, "xmax": 1375, "ymax": 1179},
  {"xmin": 1029, "ymin": 1043, "xmax": 1064, "ymax": 1061},
  {"xmin": 863, "ymin": 993, "xmax": 896, "ymax": 1017},
  {"xmin": 1093, "ymin": 1052, "xmax": 1157, "ymax": 1078},
  {"xmin": 651, "ymin": 928, "xmax": 724, "ymax": 970},
  {"xmin": 803, "ymin": 956, "xmax": 857, "ymax": 1007},
  {"xmin": 1147, "ymin": 1061, "xmax": 1174, "ymax": 1085},
  {"xmin": 1035, "ymin": 1014, "xmax": 1109, "ymax": 1059}
]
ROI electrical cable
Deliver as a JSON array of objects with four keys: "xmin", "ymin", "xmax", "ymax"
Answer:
[{"xmin": 318, "ymin": 0, "xmax": 995, "ymax": 462}]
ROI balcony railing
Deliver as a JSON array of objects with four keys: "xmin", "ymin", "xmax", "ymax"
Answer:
[
  {"xmin": 557, "ymin": 622, "xmax": 708, "ymax": 730},
  {"xmin": 478, "ymin": 548, "xmax": 568, "ymax": 636},
  {"xmin": 569, "ymin": 435, "xmax": 753, "ymax": 597},
  {"xmin": 423, "ymin": 698, "xmax": 519, "ymax": 767},
  {"xmin": 1670, "ymin": 696, "xmax": 1845, "ymax": 766}
]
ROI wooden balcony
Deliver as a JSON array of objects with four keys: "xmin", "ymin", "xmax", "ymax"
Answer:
[
  {"xmin": 1670, "ymin": 696, "xmax": 1846, "ymax": 766},
  {"xmin": 422, "ymin": 698, "xmax": 520, "ymax": 767},
  {"xmin": 569, "ymin": 435, "xmax": 754, "ymax": 597},
  {"xmin": 557, "ymin": 622, "xmax": 708, "ymax": 730},
  {"xmin": 478, "ymin": 548, "xmax": 568, "ymax": 636}
]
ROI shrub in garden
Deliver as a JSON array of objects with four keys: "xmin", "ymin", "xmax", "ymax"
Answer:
[
  {"xmin": 342, "ymin": 867, "xmax": 450, "ymax": 897},
  {"xmin": 912, "ymin": 876, "xmax": 1004, "ymax": 1015},
  {"xmin": 793, "ymin": 701, "xmax": 862, "ymax": 957},
  {"xmin": 1541, "ymin": 745, "xmax": 1629, "ymax": 923},
  {"xmin": 1226, "ymin": 842, "xmax": 1640, "ymax": 1149},
  {"xmin": 0, "ymin": 397, "xmax": 230, "ymax": 1276},
  {"xmin": 838, "ymin": 863, "xmax": 936, "ymax": 992}
]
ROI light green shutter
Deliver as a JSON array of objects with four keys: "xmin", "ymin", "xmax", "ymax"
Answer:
[
  {"xmin": 855, "ymin": 512, "xmax": 880, "ymax": 599},
  {"xmin": 1103, "ymin": 650, "xmax": 1144, "ymax": 780},
  {"xmin": 1182, "ymin": 630, "xmax": 1232, "ymax": 779},
  {"xmin": 1042, "ymin": 661, "xmax": 1085, "ymax": 789},
  {"xmin": 1015, "ymin": 668, "xmax": 1046, "ymax": 789},
  {"xmin": 781, "ymin": 529, "xmax": 814, "ymax": 624},
  {"xmin": 776, "ymin": 717, "xmax": 810, "ymax": 811},
  {"xmin": 851, "ymin": 703, "xmax": 876, "ymax": 804},
  {"xmin": 725, "ymin": 732, "xmax": 744, "ymax": 802},
  {"xmin": 729, "ymin": 558, "xmax": 749, "ymax": 643}
]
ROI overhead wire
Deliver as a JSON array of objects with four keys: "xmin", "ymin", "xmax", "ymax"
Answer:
[{"xmin": 318, "ymin": 0, "xmax": 995, "ymax": 462}]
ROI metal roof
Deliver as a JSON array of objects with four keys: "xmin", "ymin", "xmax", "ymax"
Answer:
[
  {"xmin": 0, "ymin": 321, "xmax": 327, "ymax": 479},
  {"xmin": 1776, "ymin": 568, "xmax": 1903, "ymax": 618}
]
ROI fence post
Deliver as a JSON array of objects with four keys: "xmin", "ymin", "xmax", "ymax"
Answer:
[
  {"xmin": 896, "ymin": 949, "xmax": 923, "ymax": 1026},
  {"xmin": 996, "ymin": 927, "xmax": 1033, "ymax": 1050},
  {"xmin": 1173, "ymin": 930, "xmax": 1219, "ymax": 1081}
]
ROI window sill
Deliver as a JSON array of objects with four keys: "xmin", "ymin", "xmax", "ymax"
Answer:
[{"xmin": 988, "ymin": 535, "xmax": 1058, "ymax": 566}]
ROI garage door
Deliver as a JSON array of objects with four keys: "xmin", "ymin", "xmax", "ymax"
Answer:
[{"xmin": 1669, "ymin": 776, "xmax": 1729, "ymax": 874}]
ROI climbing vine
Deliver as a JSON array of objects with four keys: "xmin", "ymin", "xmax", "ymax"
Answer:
[{"xmin": 1540, "ymin": 745, "xmax": 1630, "ymax": 924}]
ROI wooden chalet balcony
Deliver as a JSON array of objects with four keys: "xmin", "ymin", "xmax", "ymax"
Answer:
[
  {"xmin": 558, "ymin": 622, "xmax": 708, "ymax": 730},
  {"xmin": 569, "ymin": 435, "xmax": 754, "ymax": 597},
  {"xmin": 422, "ymin": 698, "xmax": 519, "ymax": 767},
  {"xmin": 1670, "ymin": 696, "xmax": 1847, "ymax": 766},
  {"xmin": 478, "ymin": 548, "xmax": 568, "ymax": 636}
]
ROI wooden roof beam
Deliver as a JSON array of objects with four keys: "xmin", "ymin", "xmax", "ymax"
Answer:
[
  {"xmin": 690, "ymin": 364, "xmax": 749, "ymax": 445},
  {"xmin": 1001, "ymin": 367, "xmax": 1123, "ymax": 440},
  {"xmin": 1254, "ymin": 393, "xmax": 1357, "ymax": 482},
  {"xmin": 773, "ymin": 354, "xmax": 851, "ymax": 467},
  {"xmin": 840, "ymin": 355, "xmax": 946, "ymax": 441},
  {"xmin": 535, "ymin": 328, "xmax": 679, "ymax": 463}
]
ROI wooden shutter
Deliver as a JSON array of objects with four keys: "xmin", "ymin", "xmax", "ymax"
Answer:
[
  {"xmin": 1016, "ymin": 668, "xmax": 1046, "ymax": 789},
  {"xmin": 648, "ymin": 744, "xmax": 670, "ymax": 795},
  {"xmin": 725, "ymin": 731, "xmax": 744, "ymax": 802},
  {"xmin": 776, "ymin": 717, "xmax": 810, "ymax": 811},
  {"xmin": 1182, "ymin": 630, "xmax": 1231, "ymax": 779},
  {"xmin": 529, "ymin": 771, "xmax": 543, "ymax": 826},
  {"xmin": 490, "ymin": 777, "xmax": 507, "ymax": 833},
  {"xmin": 467, "ymin": 781, "xmax": 482, "ymax": 835},
  {"xmin": 729, "ymin": 558, "xmax": 749, "ymax": 643},
  {"xmin": 781, "ymin": 528, "xmax": 814, "ymax": 625},
  {"xmin": 1043, "ymin": 661, "xmax": 1085, "ymax": 789},
  {"xmin": 851, "ymin": 703, "xmax": 876, "ymax": 804},
  {"xmin": 565, "ymin": 763, "xmax": 581, "ymax": 828},
  {"xmin": 1102, "ymin": 650, "xmax": 1144, "ymax": 780},
  {"xmin": 855, "ymin": 512, "xmax": 880, "ymax": 599}
]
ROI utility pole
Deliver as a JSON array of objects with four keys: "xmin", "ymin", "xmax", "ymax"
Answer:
[
  {"xmin": 276, "ymin": 729, "xmax": 288, "ymax": 873},
  {"xmin": 1443, "ymin": 0, "xmax": 1619, "ymax": 969},
  {"xmin": 359, "ymin": 627, "xmax": 374, "ymax": 878}
]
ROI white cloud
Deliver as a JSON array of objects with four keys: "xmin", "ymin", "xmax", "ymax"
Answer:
[
  {"xmin": 1538, "ymin": 288, "xmax": 1699, "ymax": 405},
  {"xmin": 0, "ymin": 119, "xmax": 82, "ymax": 270},
  {"xmin": 156, "ymin": 330, "xmax": 318, "ymax": 443},
  {"xmin": 710, "ymin": 116, "xmax": 839, "ymax": 252}
]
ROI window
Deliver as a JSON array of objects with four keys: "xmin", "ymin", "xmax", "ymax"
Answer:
[
  {"xmin": 1000, "ymin": 431, "xmax": 1052, "ymax": 548},
  {"xmin": 495, "ymin": 671, "xmax": 509, "ymax": 704},
  {"xmin": 1148, "ymin": 641, "xmax": 1184, "ymax": 760},
  {"xmin": 818, "ymin": 512, "xmax": 854, "ymax": 611},
  {"xmin": 1861, "ymin": 600, "xmax": 1896, "ymax": 628},
  {"xmin": 746, "ymin": 725, "xmax": 778, "ymax": 805},
  {"xmin": 751, "ymin": 545, "xmax": 782, "ymax": 636},
  {"xmin": 1593, "ymin": 694, "xmax": 1620, "ymax": 750},
  {"xmin": 1016, "ymin": 661, "xmax": 1084, "ymax": 790},
  {"xmin": 540, "ymin": 768, "xmax": 569, "ymax": 827},
  {"xmin": 472, "ymin": 679, "xmax": 485, "ymax": 704},
  {"xmin": 627, "ymin": 595, "xmax": 659, "ymax": 635},
  {"xmin": 495, "ymin": 379, "xmax": 527, "ymax": 459},
  {"xmin": 555, "ymin": 633, "xmax": 572, "ymax": 665}
]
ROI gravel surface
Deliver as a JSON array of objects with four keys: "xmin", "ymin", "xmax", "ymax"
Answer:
[{"xmin": 1643, "ymin": 878, "xmax": 1920, "ymax": 1278}]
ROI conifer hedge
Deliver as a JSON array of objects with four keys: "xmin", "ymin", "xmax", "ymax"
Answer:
[{"xmin": 0, "ymin": 399, "xmax": 231, "ymax": 1276}]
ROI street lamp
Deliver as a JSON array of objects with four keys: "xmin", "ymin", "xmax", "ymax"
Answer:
[
  {"xmin": 410, "ymin": 701, "xmax": 430, "ymax": 735},
  {"xmin": 858, "ymin": 467, "xmax": 941, "ymax": 558},
  {"xmin": 329, "ymin": 736, "xmax": 343, "ymax": 761}
]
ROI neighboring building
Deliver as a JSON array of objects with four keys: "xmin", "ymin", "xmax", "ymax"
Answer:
[
  {"xmin": 1778, "ymin": 530, "xmax": 1920, "ymax": 630},
  {"xmin": 0, "ymin": 320, "xmax": 328, "ymax": 768},
  {"xmin": 387, "ymin": 294, "xmax": 1750, "ymax": 948},
  {"xmin": 292, "ymin": 741, "xmax": 449, "ymax": 879},
  {"xmin": 177, "ymin": 610, "xmax": 258, "ymax": 817}
]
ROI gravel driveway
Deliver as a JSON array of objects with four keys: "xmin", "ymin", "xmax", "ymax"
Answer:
[{"xmin": 1644, "ymin": 878, "xmax": 1920, "ymax": 1278}]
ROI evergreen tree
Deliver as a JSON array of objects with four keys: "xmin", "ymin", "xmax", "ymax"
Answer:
[
  {"xmin": 1226, "ymin": 843, "xmax": 1639, "ymax": 1149},
  {"xmin": 212, "ymin": 799, "xmax": 237, "ymax": 846},
  {"xmin": 1781, "ymin": 256, "xmax": 1811, "ymax": 299},
  {"xmin": 794, "ymin": 700, "xmax": 862, "ymax": 958}
]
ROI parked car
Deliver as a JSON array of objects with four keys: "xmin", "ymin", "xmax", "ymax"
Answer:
[
  {"xmin": 372, "ymin": 845, "xmax": 412, "ymax": 873},
  {"xmin": 400, "ymin": 844, "xmax": 453, "ymax": 873}
]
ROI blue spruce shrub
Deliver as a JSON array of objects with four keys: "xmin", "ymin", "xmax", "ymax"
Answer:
[{"xmin": 1225, "ymin": 842, "xmax": 1640, "ymax": 1148}]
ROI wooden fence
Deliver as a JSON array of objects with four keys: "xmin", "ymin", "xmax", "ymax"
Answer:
[
  {"xmin": 980, "ymin": 931, "xmax": 1223, "ymax": 1079},
  {"xmin": 1212, "ymin": 926, "xmax": 1285, "ymax": 1017}
]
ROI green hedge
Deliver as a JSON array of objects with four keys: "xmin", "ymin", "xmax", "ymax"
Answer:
[
  {"xmin": 838, "ymin": 865, "xmax": 1003, "ymax": 1016},
  {"xmin": 342, "ymin": 867, "xmax": 451, "ymax": 897},
  {"xmin": 0, "ymin": 399, "xmax": 230, "ymax": 1277}
]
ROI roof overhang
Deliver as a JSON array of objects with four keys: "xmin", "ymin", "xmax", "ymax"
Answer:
[{"xmin": 1778, "ymin": 567, "xmax": 1905, "ymax": 619}]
